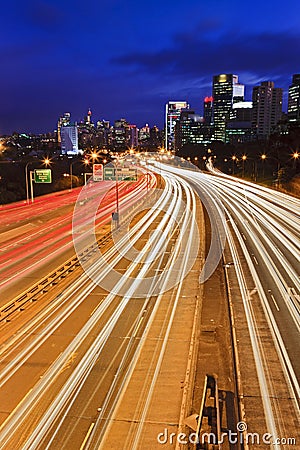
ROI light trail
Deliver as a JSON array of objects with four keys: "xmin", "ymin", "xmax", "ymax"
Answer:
[
  {"xmin": 157, "ymin": 162, "xmax": 300, "ymax": 449},
  {"xmin": 0, "ymin": 174, "xmax": 196, "ymax": 449}
]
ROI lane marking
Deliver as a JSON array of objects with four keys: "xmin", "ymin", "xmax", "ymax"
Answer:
[
  {"xmin": 270, "ymin": 294, "xmax": 280, "ymax": 312},
  {"xmin": 133, "ymin": 317, "xmax": 144, "ymax": 338},
  {"xmin": 79, "ymin": 422, "xmax": 95, "ymax": 450}
]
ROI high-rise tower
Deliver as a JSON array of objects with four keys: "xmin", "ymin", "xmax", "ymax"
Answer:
[
  {"xmin": 203, "ymin": 96, "xmax": 213, "ymax": 125},
  {"xmin": 165, "ymin": 101, "xmax": 189, "ymax": 151},
  {"xmin": 212, "ymin": 74, "xmax": 244, "ymax": 142},
  {"xmin": 252, "ymin": 81, "xmax": 283, "ymax": 140},
  {"xmin": 57, "ymin": 112, "xmax": 71, "ymax": 144},
  {"xmin": 288, "ymin": 74, "xmax": 300, "ymax": 123}
]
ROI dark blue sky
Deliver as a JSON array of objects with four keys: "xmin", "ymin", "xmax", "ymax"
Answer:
[{"xmin": 1, "ymin": 0, "xmax": 300, "ymax": 134}]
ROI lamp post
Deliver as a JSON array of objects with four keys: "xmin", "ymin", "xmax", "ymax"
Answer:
[
  {"xmin": 260, "ymin": 154, "xmax": 281, "ymax": 186},
  {"xmin": 25, "ymin": 158, "xmax": 50, "ymax": 204},
  {"xmin": 25, "ymin": 162, "xmax": 31, "ymax": 204},
  {"xmin": 82, "ymin": 157, "xmax": 93, "ymax": 185},
  {"xmin": 69, "ymin": 160, "xmax": 79, "ymax": 191},
  {"xmin": 111, "ymin": 158, "xmax": 120, "ymax": 228},
  {"xmin": 292, "ymin": 151, "xmax": 299, "ymax": 169},
  {"xmin": 260, "ymin": 154, "xmax": 267, "ymax": 179},
  {"xmin": 242, "ymin": 154, "xmax": 247, "ymax": 177},
  {"xmin": 231, "ymin": 155, "xmax": 237, "ymax": 175}
]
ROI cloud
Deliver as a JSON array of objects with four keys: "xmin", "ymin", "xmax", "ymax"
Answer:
[
  {"xmin": 23, "ymin": 0, "xmax": 64, "ymax": 31},
  {"xmin": 111, "ymin": 29, "xmax": 300, "ymax": 85}
]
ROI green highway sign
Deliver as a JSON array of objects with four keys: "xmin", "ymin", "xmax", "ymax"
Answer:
[
  {"xmin": 116, "ymin": 168, "xmax": 137, "ymax": 181},
  {"xmin": 34, "ymin": 169, "xmax": 52, "ymax": 183},
  {"xmin": 103, "ymin": 167, "xmax": 138, "ymax": 181},
  {"xmin": 104, "ymin": 167, "xmax": 116, "ymax": 180}
]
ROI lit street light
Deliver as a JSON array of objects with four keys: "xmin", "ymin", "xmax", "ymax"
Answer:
[
  {"xmin": 231, "ymin": 155, "xmax": 237, "ymax": 175},
  {"xmin": 292, "ymin": 151, "xmax": 299, "ymax": 169},
  {"xmin": 91, "ymin": 151, "xmax": 98, "ymax": 161},
  {"xmin": 25, "ymin": 157, "xmax": 50, "ymax": 204},
  {"xmin": 242, "ymin": 154, "xmax": 247, "ymax": 177},
  {"xmin": 82, "ymin": 158, "xmax": 93, "ymax": 185},
  {"xmin": 260, "ymin": 154, "xmax": 267, "ymax": 179}
]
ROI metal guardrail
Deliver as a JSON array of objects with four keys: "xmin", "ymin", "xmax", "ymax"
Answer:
[
  {"xmin": 0, "ymin": 184, "xmax": 158, "ymax": 323},
  {"xmin": 195, "ymin": 374, "xmax": 222, "ymax": 450},
  {"xmin": 194, "ymin": 374, "xmax": 242, "ymax": 450}
]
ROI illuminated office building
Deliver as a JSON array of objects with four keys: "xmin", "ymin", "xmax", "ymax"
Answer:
[
  {"xmin": 212, "ymin": 74, "xmax": 244, "ymax": 142},
  {"xmin": 225, "ymin": 101, "xmax": 254, "ymax": 144},
  {"xmin": 288, "ymin": 74, "xmax": 300, "ymax": 123},
  {"xmin": 60, "ymin": 124, "xmax": 79, "ymax": 155},
  {"xmin": 165, "ymin": 101, "xmax": 189, "ymax": 151},
  {"xmin": 57, "ymin": 112, "xmax": 71, "ymax": 143},
  {"xmin": 203, "ymin": 96, "xmax": 213, "ymax": 125},
  {"xmin": 252, "ymin": 81, "xmax": 283, "ymax": 140},
  {"xmin": 175, "ymin": 110, "xmax": 213, "ymax": 150}
]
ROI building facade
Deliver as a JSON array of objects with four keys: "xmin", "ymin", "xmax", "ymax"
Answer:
[
  {"xmin": 175, "ymin": 110, "xmax": 213, "ymax": 150},
  {"xmin": 212, "ymin": 74, "xmax": 244, "ymax": 142},
  {"xmin": 288, "ymin": 74, "xmax": 300, "ymax": 123},
  {"xmin": 203, "ymin": 96, "xmax": 213, "ymax": 126},
  {"xmin": 252, "ymin": 81, "xmax": 283, "ymax": 140},
  {"xmin": 60, "ymin": 124, "xmax": 79, "ymax": 155},
  {"xmin": 57, "ymin": 112, "xmax": 71, "ymax": 144},
  {"xmin": 165, "ymin": 101, "xmax": 189, "ymax": 151},
  {"xmin": 225, "ymin": 101, "xmax": 254, "ymax": 144}
]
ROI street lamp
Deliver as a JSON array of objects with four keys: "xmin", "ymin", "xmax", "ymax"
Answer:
[
  {"xmin": 83, "ymin": 158, "xmax": 93, "ymax": 185},
  {"xmin": 69, "ymin": 158, "xmax": 82, "ymax": 191},
  {"xmin": 231, "ymin": 155, "xmax": 237, "ymax": 175},
  {"xmin": 25, "ymin": 162, "xmax": 32, "ymax": 204},
  {"xmin": 260, "ymin": 154, "xmax": 267, "ymax": 179},
  {"xmin": 25, "ymin": 157, "xmax": 50, "ymax": 204},
  {"xmin": 241, "ymin": 154, "xmax": 247, "ymax": 177},
  {"xmin": 292, "ymin": 151, "xmax": 299, "ymax": 169},
  {"xmin": 113, "ymin": 158, "xmax": 120, "ymax": 227}
]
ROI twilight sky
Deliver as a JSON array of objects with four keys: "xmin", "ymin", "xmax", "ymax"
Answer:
[{"xmin": 1, "ymin": 0, "xmax": 300, "ymax": 134}]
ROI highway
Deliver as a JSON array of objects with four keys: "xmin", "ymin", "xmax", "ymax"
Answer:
[
  {"xmin": 0, "ymin": 159, "xmax": 299, "ymax": 449},
  {"xmin": 0, "ymin": 171, "xmax": 202, "ymax": 449},
  {"xmin": 0, "ymin": 174, "xmax": 153, "ymax": 300},
  {"xmin": 156, "ymin": 161, "xmax": 300, "ymax": 449}
]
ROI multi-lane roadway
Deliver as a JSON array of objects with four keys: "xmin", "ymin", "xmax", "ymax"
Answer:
[
  {"xmin": 0, "ymin": 170, "xmax": 203, "ymax": 449},
  {"xmin": 0, "ymin": 175, "xmax": 153, "ymax": 300},
  {"xmin": 158, "ymin": 161, "xmax": 300, "ymax": 449},
  {"xmin": 0, "ymin": 159, "xmax": 299, "ymax": 449}
]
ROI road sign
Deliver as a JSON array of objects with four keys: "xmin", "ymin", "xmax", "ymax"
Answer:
[
  {"xmin": 104, "ymin": 167, "xmax": 116, "ymax": 180},
  {"xmin": 116, "ymin": 168, "xmax": 137, "ymax": 181},
  {"xmin": 93, "ymin": 163, "xmax": 103, "ymax": 181},
  {"xmin": 103, "ymin": 167, "xmax": 137, "ymax": 181},
  {"xmin": 34, "ymin": 169, "xmax": 52, "ymax": 183}
]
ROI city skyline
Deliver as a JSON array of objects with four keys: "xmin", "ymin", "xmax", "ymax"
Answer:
[{"xmin": 1, "ymin": 0, "xmax": 300, "ymax": 134}]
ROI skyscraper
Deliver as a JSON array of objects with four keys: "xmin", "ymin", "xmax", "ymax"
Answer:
[
  {"xmin": 203, "ymin": 96, "xmax": 213, "ymax": 125},
  {"xmin": 165, "ymin": 101, "xmax": 189, "ymax": 151},
  {"xmin": 61, "ymin": 124, "xmax": 79, "ymax": 155},
  {"xmin": 226, "ymin": 102, "xmax": 254, "ymax": 144},
  {"xmin": 212, "ymin": 74, "xmax": 244, "ymax": 142},
  {"xmin": 174, "ymin": 110, "xmax": 212, "ymax": 150},
  {"xmin": 288, "ymin": 74, "xmax": 300, "ymax": 123},
  {"xmin": 252, "ymin": 81, "xmax": 283, "ymax": 140},
  {"xmin": 57, "ymin": 112, "xmax": 71, "ymax": 144}
]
